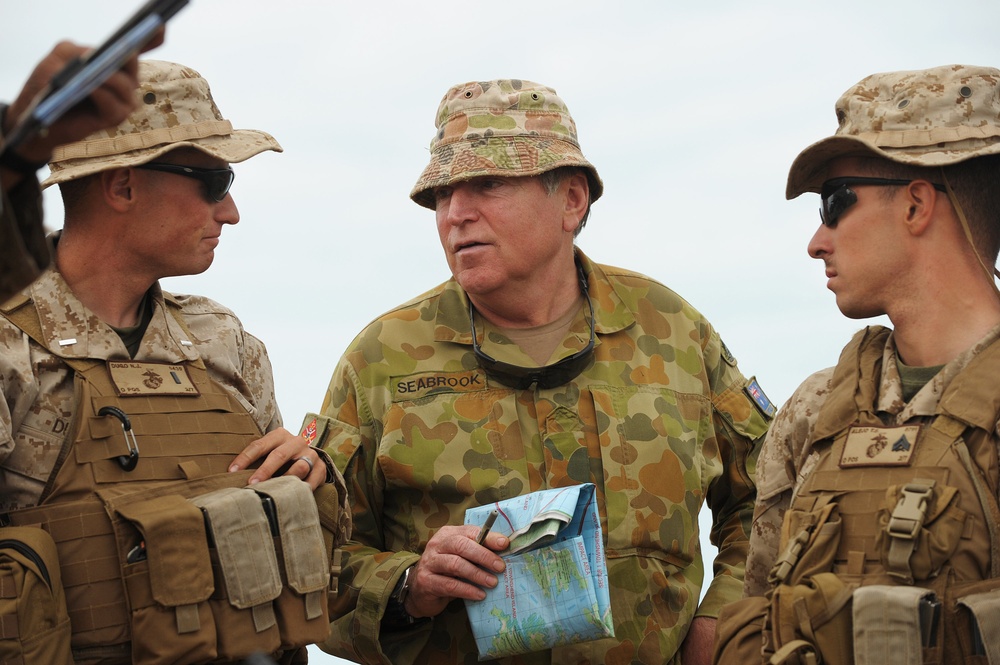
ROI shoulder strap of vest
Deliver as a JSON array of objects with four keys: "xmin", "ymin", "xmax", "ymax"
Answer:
[
  {"xmin": 938, "ymin": 335, "xmax": 1000, "ymax": 431},
  {"xmin": 162, "ymin": 297, "xmax": 207, "ymax": 371},
  {"xmin": 811, "ymin": 325, "xmax": 892, "ymax": 443},
  {"xmin": 1, "ymin": 294, "xmax": 100, "ymax": 374}
]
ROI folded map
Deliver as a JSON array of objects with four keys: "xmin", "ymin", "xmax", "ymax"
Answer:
[{"xmin": 463, "ymin": 484, "xmax": 614, "ymax": 660}]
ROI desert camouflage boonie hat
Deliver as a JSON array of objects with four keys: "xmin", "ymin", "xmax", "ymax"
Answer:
[
  {"xmin": 43, "ymin": 60, "xmax": 281, "ymax": 188},
  {"xmin": 787, "ymin": 64, "xmax": 1000, "ymax": 198},
  {"xmin": 410, "ymin": 79, "xmax": 603, "ymax": 209}
]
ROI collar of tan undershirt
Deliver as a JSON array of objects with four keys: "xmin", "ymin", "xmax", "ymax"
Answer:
[{"xmin": 488, "ymin": 298, "xmax": 584, "ymax": 366}]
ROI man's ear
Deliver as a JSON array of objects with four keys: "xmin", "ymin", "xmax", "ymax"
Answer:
[
  {"xmin": 902, "ymin": 180, "xmax": 939, "ymax": 236},
  {"xmin": 100, "ymin": 167, "xmax": 135, "ymax": 213},
  {"xmin": 562, "ymin": 171, "xmax": 590, "ymax": 233}
]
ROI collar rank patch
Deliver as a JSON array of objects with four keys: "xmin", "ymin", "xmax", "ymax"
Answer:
[
  {"xmin": 301, "ymin": 417, "xmax": 319, "ymax": 445},
  {"xmin": 840, "ymin": 425, "xmax": 921, "ymax": 467},
  {"xmin": 744, "ymin": 377, "xmax": 776, "ymax": 418}
]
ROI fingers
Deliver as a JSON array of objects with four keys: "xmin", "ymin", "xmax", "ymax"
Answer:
[
  {"xmin": 7, "ymin": 36, "xmax": 158, "ymax": 168},
  {"xmin": 404, "ymin": 526, "xmax": 507, "ymax": 618},
  {"xmin": 289, "ymin": 450, "xmax": 327, "ymax": 490},
  {"xmin": 230, "ymin": 428, "xmax": 324, "ymax": 489},
  {"xmin": 141, "ymin": 26, "xmax": 167, "ymax": 53}
]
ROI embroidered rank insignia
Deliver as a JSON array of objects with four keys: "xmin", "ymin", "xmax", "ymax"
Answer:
[
  {"xmin": 301, "ymin": 417, "xmax": 318, "ymax": 445},
  {"xmin": 107, "ymin": 361, "xmax": 199, "ymax": 396},
  {"xmin": 745, "ymin": 377, "xmax": 777, "ymax": 418},
  {"xmin": 840, "ymin": 425, "xmax": 920, "ymax": 467}
]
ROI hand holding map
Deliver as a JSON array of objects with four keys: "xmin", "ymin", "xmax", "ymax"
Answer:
[{"xmin": 463, "ymin": 484, "xmax": 614, "ymax": 660}]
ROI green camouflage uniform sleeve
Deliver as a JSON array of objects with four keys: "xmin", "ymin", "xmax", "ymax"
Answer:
[
  {"xmin": 695, "ymin": 326, "xmax": 770, "ymax": 618},
  {"xmin": 743, "ymin": 367, "xmax": 833, "ymax": 598},
  {"xmin": 307, "ymin": 326, "xmax": 436, "ymax": 665}
]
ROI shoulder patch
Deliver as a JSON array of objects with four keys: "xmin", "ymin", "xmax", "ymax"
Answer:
[
  {"xmin": 744, "ymin": 376, "xmax": 776, "ymax": 419},
  {"xmin": 392, "ymin": 369, "xmax": 487, "ymax": 401}
]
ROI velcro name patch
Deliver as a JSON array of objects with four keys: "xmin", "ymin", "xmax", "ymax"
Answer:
[
  {"xmin": 840, "ymin": 425, "xmax": 920, "ymax": 467},
  {"xmin": 392, "ymin": 370, "xmax": 486, "ymax": 401},
  {"xmin": 107, "ymin": 360, "xmax": 199, "ymax": 396}
]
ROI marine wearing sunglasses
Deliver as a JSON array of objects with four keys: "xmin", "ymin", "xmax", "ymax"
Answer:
[
  {"xmin": 819, "ymin": 176, "xmax": 947, "ymax": 228},
  {"xmin": 136, "ymin": 162, "xmax": 236, "ymax": 202}
]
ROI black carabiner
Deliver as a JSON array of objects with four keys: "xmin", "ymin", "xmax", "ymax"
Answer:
[{"xmin": 97, "ymin": 405, "xmax": 140, "ymax": 471}]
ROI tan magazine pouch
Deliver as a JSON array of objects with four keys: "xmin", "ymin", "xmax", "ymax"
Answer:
[
  {"xmin": 956, "ymin": 588, "xmax": 1000, "ymax": 664},
  {"xmin": 191, "ymin": 487, "xmax": 282, "ymax": 660},
  {"xmin": 115, "ymin": 495, "xmax": 215, "ymax": 665},
  {"xmin": 852, "ymin": 585, "xmax": 932, "ymax": 665},
  {"xmin": 253, "ymin": 477, "xmax": 331, "ymax": 647},
  {"xmin": 0, "ymin": 526, "xmax": 73, "ymax": 665},
  {"xmin": 770, "ymin": 573, "xmax": 855, "ymax": 665}
]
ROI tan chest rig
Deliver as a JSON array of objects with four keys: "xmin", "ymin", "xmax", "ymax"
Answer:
[
  {"xmin": 1, "ymin": 301, "xmax": 333, "ymax": 665},
  {"xmin": 765, "ymin": 327, "xmax": 1000, "ymax": 665}
]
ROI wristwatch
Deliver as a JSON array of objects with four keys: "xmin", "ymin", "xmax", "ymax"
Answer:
[{"xmin": 383, "ymin": 565, "xmax": 420, "ymax": 629}]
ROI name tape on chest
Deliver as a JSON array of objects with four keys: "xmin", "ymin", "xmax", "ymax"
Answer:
[
  {"xmin": 840, "ymin": 424, "xmax": 921, "ymax": 467},
  {"xmin": 392, "ymin": 369, "xmax": 486, "ymax": 401},
  {"xmin": 107, "ymin": 360, "xmax": 200, "ymax": 396}
]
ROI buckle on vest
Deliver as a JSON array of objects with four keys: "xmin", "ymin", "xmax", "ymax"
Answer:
[
  {"xmin": 769, "ymin": 530, "xmax": 810, "ymax": 586},
  {"xmin": 887, "ymin": 481, "xmax": 934, "ymax": 540},
  {"xmin": 885, "ymin": 479, "xmax": 935, "ymax": 582}
]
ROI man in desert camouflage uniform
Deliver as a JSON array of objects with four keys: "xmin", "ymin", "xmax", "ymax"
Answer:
[
  {"xmin": 302, "ymin": 79, "xmax": 772, "ymax": 665},
  {"xmin": 0, "ymin": 60, "xmax": 348, "ymax": 664},
  {"xmin": 715, "ymin": 65, "xmax": 1000, "ymax": 665},
  {"xmin": 1, "ymin": 40, "xmax": 159, "ymax": 301}
]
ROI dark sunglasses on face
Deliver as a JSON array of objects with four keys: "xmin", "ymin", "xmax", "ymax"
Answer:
[
  {"xmin": 469, "ymin": 266, "xmax": 596, "ymax": 390},
  {"xmin": 819, "ymin": 176, "xmax": 947, "ymax": 228},
  {"xmin": 136, "ymin": 162, "xmax": 236, "ymax": 202}
]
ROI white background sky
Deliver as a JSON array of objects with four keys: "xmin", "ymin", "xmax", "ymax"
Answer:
[{"xmin": 3, "ymin": 1, "xmax": 998, "ymax": 662}]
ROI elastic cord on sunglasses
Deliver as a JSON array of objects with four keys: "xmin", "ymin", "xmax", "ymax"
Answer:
[{"xmin": 469, "ymin": 262, "xmax": 595, "ymax": 390}]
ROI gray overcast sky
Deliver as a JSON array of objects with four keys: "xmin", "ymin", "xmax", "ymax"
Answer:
[{"xmin": 3, "ymin": 1, "xmax": 997, "ymax": 662}]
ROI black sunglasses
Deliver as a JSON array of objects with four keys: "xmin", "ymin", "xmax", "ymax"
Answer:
[
  {"xmin": 469, "ymin": 267, "xmax": 595, "ymax": 390},
  {"xmin": 819, "ymin": 176, "xmax": 947, "ymax": 228},
  {"xmin": 137, "ymin": 162, "xmax": 236, "ymax": 202}
]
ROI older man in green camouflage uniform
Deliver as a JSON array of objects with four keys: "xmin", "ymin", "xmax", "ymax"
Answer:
[
  {"xmin": 715, "ymin": 65, "xmax": 1000, "ymax": 665},
  {"xmin": 303, "ymin": 79, "xmax": 772, "ymax": 665}
]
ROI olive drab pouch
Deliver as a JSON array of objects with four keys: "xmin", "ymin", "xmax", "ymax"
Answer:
[
  {"xmin": 772, "ymin": 501, "xmax": 842, "ymax": 587},
  {"xmin": 192, "ymin": 487, "xmax": 282, "ymax": 661},
  {"xmin": 769, "ymin": 572, "xmax": 855, "ymax": 665},
  {"xmin": 0, "ymin": 526, "xmax": 72, "ymax": 665},
  {"xmin": 252, "ymin": 477, "xmax": 331, "ymax": 649},
  {"xmin": 713, "ymin": 595, "xmax": 769, "ymax": 665},
  {"xmin": 114, "ymin": 495, "xmax": 216, "ymax": 665},
  {"xmin": 875, "ymin": 481, "xmax": 968, "ymax": 584}
]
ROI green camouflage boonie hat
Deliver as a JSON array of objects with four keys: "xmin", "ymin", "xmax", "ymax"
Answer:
[
  {"xmin": 410, "ymin": 79, "xmax": 603, "ymax": 209},
  {"xmin": 787, "ymin": 64, "xmax": 1000, "ymax": 198},
  {"xmin": 43, "ymin": 60, "xmax": 282, "ymax": 188}
]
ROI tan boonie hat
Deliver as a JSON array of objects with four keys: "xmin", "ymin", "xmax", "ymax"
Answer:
[
  {"xmin": 410, "ymin": 79, "xmax": 603, "ymax": 209},
  {"xmin": 43, "ymin": 60, "xmax": 281, "ymax": 188},
  {"xmin": 787, "ymin": 64, "xmax": 1000, "ymax": 199}
]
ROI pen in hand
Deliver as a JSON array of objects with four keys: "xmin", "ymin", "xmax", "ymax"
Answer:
[{"xmin": 477, "ymin": 509, "xmax": 499, "ymax": 546}]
